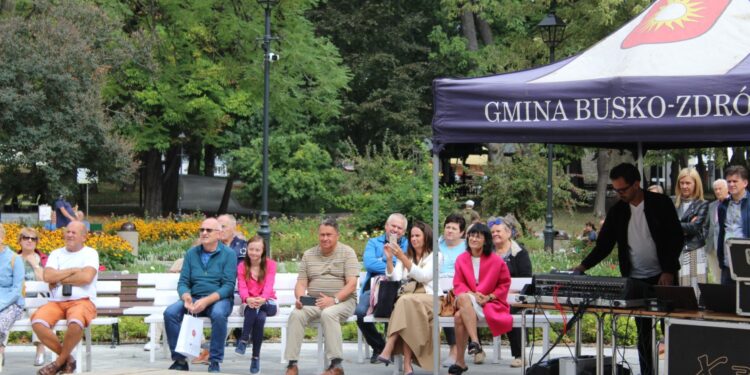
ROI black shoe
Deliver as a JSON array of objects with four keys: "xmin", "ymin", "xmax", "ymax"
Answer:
[
  {"xmin": 208, "ymin": 361, "xmax": 220, "ymax": 373},
  {"xmin": 467, "ymin": 341, "xmax": 483, "ymax": 355},
  {"xmin": 369, "ymin": 350, "xmax": 383, "ymax": 364},
  {"xmin": 448, "ymin": 364, "xmax": 469, "ymax": 375},
  {"xmin": 168, "ymin": 360, "xmax": 189, "ymax": 371}
]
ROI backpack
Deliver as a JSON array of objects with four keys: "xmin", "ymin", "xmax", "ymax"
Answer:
[{"xmin": 10, "ymin": 253, "xmax": 27, "ymax": 297}]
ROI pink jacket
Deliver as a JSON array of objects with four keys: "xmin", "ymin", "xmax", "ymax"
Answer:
[
  {"xmin": 453, "ymin": 252, "xmax": 512, "ymax": 337},
  {"xmin": 237, "ymin": 259, "xmax": 277, "ymax": 301}
]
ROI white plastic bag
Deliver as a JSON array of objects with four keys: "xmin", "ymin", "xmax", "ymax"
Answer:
[{"xmin": 175, "ymin": 314, "xmax": 203, "ymax": 358}]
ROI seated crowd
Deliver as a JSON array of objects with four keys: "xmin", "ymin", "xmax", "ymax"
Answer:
[{"xmin": 0, "ymin": 211, "xmax": 531, "ymax": 375}]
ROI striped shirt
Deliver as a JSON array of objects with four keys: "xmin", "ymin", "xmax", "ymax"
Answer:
[{"xmin": 298, "ymin": 242, "xmax": 359, "ymax": 301}]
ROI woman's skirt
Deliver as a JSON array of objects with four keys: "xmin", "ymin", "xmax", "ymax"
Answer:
[
  {"xmin": 386, "ymin": 293, "xmax": 435, "ymax": 371},
  {"xmin": 679, "ymin": 247, "xmax": 707, "ymax": 295}
]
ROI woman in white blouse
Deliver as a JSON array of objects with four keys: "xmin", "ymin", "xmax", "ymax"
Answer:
[{"xmin": 375, "ymin": 221, "xmax": 443, "ymax": 374}]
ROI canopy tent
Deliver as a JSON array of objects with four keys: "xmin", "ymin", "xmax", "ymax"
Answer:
[{"xmin": 427, "ymin": 0, "xmax": 750, "ymax": 373}]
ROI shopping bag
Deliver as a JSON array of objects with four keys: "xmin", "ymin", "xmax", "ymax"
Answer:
[
  {"xmin": 175, "ymin": 314, "xmax": 203, "ymax": 358},
  {"xmin": 373, "ymin": 280, "xmax": 401, "ymax": 318}
]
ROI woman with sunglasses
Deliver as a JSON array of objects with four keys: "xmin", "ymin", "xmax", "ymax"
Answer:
[
  {"xmin": 0, "ymin": 224, "xmax": 26, "ymax": 370},
  {"xmin": 489, "ymin": 217, "xmax": 531, "ymax": 368},
  {"xmin": 449, "ymin": 223, "xmax": 512, "ymax": 375},
  {"xmin": 17, "ymin": 227, "xmax": 48, "ymax": 366}
]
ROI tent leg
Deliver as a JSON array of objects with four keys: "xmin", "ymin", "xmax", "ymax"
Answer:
[{"xmin": 432, "ymin": 152, "xmax": 441, "ymax": 375}]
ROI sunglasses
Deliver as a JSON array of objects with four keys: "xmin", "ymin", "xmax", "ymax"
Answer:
[
  {"xmin": 21, "ymin": 236, "xmax": 39, "ymax": 242},
  {"xmin": 198, "ymin": 228, "xmax": 217, "ymax": 233},
  {"xmin": 487, "ymin": 218, "xmax": 504, "ymax": 228},
  {"xmin": 613, "ymin": 182, "xmax": 634, "ymax": 194}
]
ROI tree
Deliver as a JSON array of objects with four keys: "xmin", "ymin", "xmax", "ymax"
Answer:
[
  {"xmin": 481, "ymin": 146, "xmax": 582, "ymax": 234},
  {"xmin": 0, "ymin": 1, "xmax": 134, "ymax": 202},
  {"xmin": 106, "ymin": 0, "xmax": 350, "ymax": 215}
]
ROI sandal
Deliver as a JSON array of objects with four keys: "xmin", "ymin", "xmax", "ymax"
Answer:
[
  {"xmin": 467, "ymin": 341, "xmax": 483, "ymax": 355},
  {"xmin": 448, "ymin": 364, "xmax": 469, "ymax": 375}
]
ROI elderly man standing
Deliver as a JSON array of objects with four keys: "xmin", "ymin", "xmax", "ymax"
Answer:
[
  {"xmin": 218, "ymin": 214, "xmax": 247, "ymax": 263},
  {"xmin": 285, "ymin": 218, "xmax": 359, "ymax": 375},
  {"xmin": 705, "ymin": 179, "xmax": 728, "ymax": 283},
  {"xmin": 32, "ymin": 221, "xmax": 99, "ymax": 375},
  {"xmin": 356, "ymin": 213, "xmax": 408, "ymax": 362},
  {"xmin": 164, "ymin": 218, "xmax": 237, "ymax": 373}
]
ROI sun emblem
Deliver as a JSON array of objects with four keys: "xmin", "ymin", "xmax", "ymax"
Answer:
[{"xmin": 641, "ymin": 0, "xmax": 705, "ymax": 31}]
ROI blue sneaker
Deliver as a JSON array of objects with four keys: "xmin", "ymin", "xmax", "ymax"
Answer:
[
  {"xmin": 250, "ymin": 357, "xmax": 260, "ymax": 374},
  {"xmin": 208, "ymin": 361, "xmax": 220, "ymax": 373},
  {"xmin": 235, "ymin": 341, "xmax": 247, "ymax": 355}
]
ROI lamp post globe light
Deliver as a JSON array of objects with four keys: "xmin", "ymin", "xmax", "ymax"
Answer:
[
  {"xmin": 538, "ymin": 0, "xmax": 566, "ymax": 252},
  {"xmin": 258, "ymin": 0, "xmax": 278, "ymax": 256}
]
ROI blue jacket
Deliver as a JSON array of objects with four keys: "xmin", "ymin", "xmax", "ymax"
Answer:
[
  {"xmin": 717, "ymin": 192, "xmax": 750, "ymax": 268},
  {"xmin": 361, "ymin": 234, "xmax": 408, "ymax": 293},
  {"xmin": 0, "ymin": 247, "xmax": 25, "ymax": 311},
  {"xmin": 177, "ymin": 243, "xmax": 237, "ymax": 301}
]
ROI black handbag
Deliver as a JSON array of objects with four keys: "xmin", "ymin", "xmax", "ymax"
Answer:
[{"xmin": 373, "ymin": 280, "xmax": 401, "ymax": 318}]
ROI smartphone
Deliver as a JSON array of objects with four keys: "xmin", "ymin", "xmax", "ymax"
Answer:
[
  {"xmin": 300, "ymin": 295, "xmax": 317, "ymax": 306},
  {"xmin": 388, "ymin": 233, "xmax": 397, "ymax": 245},
  {"xmin": 62, "ymin": 284, "xmax": 73, "ymax": 297}
]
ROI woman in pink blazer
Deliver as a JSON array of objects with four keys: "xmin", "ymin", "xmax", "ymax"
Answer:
[
  {"xmin": 236, "ymin": 235, "xmax": 277, "ymax": 374},
  {"xmin": 449, "ymin": 223, "xmax": 512, "ymax": 375}
]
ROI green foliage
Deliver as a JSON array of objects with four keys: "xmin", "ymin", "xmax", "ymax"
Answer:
[
  {"xmin": 231, "ymin": 133, "xmax": 346, "ymax": 212},
  {"xmin": 336, "ymin": 140, "xmax": 454, "ymax": 232},
  {"xmin": 481, "ymin": 147, "xmax": 583, "ymax": 234},
  {"xmin": 0, "ymin": 0, "xmax": 135, "ymax": 199}
]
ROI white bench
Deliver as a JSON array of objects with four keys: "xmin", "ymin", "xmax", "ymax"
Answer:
[
  {"xmin": 9, "ymin": 280, "xmax": 121, "ymax": 373},
  {"xmin": 126, "ymin": 272, "xmax": 366, "ymax": 371}
]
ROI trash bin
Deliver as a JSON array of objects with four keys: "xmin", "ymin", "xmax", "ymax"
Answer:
[{"xmin": 117, "ymin": 222, "xmax": 139, "ymax": 256}]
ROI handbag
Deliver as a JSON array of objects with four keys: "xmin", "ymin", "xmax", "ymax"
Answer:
[
  {"xmin": 397, "ymin": 279, "xmax": 419, "ymax": 296},
  {"xmin": 439, "ymin": 289, "xmax": 456, "ymax": 317},
  {"xmin": 373, "ymin": 280, "xmax": 401, "ymax": 318},
  {"xmin": 175, "ymin": 314, "xmax": 203, "ymax": 358}
]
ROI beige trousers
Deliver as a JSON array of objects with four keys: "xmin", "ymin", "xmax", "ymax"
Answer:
[{"xmin": 284, "ymin": 298, "xmax": 356, "ymax": 361}]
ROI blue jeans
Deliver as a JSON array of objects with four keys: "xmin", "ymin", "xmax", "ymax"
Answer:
[{"xmin": 164, "ymin": 298, "xmax": 232, "ymax": 363}]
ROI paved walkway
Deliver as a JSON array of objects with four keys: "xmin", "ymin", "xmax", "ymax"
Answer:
[{"xmin": 3, "ymin": 342, "xmax": 658, "ymax": 375}]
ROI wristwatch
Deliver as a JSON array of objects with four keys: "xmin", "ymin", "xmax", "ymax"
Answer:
[{"xmin": 333, "ymin": 296, "xmax": 340, "ymax": 305}]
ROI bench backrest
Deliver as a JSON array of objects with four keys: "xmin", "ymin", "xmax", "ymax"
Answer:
[{"xmin": 24, "ymin": 280, "xmax": 121, "ymax": 309}]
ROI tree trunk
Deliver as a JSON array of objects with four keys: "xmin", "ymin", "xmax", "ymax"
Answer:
[
  {"xmin": 487, "ymin": 143, "xmax": 504, "ymax": 165},
  {"xmin": 162, "ymin": 146, "xmax": 179, "ymax": 215},
  {"xmin": 593, "ymin": 149, "xmax": 610, "ymax": 218},
  {"xmin": 0, "ymin": 0, "xmax": 15, "ymax": 15},
  {"xmin": 188, "ymin": 140, "xmax": 201, "ymax": 175},
  {"xmin": 461, "ymin": 9, "xmax": 478, "ymax": 51},
  {"xmin": 476, "ymin": 16, "xmax": 493, "ymax": 45},
  {"xmin": 569, "ymin": 158, "xmax": 583, "ymax": 188},
  {"xmin": 142, "ymin": 150, "xmax": 163, "ymax": 217},
  {"xmin": 669, "ymin": 160, "xmax": 680, "ymax": 196},
  {"xmin": 204, "ymin": 144, "xmax": 216, "ymax": 176},
  {"xmin": 217, "ymin": 175, "xmax": 235, "ymax": 215}
]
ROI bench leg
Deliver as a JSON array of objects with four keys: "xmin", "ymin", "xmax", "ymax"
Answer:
[
  {"xmin": 85, "ymin": 326, "xmax": 93, "ymax": 372},
  {"xmin": 149, "ymin": 323, "xmax": 157, "ymax": 363},
  {"xmin": 542, "ymin": 324, "xmax": 550, "ymax": 354},
  {"xmin": 393, "ymin": 355, "xmax": 403, "ymax": 375},
  {"xmin": 280, "ymin": 327, "xmax": 287, "ymax": 364},
  {"xmin": 356, "ymin": 327, "xmax": 364, "ymax": 364},
  {"xmin": 75, "ymin": 340, "xmax": 83, "ymax": 374},
  {"xmin": 161, "ymin": 324, "xmax": 169, "ymax": 359},
  {"xmin": 317, "ymin": 324, "xmax": 325, "ymax": 373},
  {"xmin": 111, "ymin": 323, "xmax": 119, "ymax": 348},
  {"xmin": 492, "ymin": 336, "xmax": 501, "ymax": 364}
]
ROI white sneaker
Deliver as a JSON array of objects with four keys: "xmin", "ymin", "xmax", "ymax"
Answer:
[
  {"xmin": 143, "ymin": 342, "xmax": 161, "ymax": 351},
  {"xmin": 442, "ymin": 356, "xmax": 455, "ymax": 368},
  {"xmin": 510, "ymin": 357, "xmax": 524, "ymax": 368}
]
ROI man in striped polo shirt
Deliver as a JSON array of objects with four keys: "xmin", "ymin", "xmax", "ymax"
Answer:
[{"xmin": 285, "ymin": 218, "xmax": 359, "ymax": 375}]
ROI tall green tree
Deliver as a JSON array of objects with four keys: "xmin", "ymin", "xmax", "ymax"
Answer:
[
  {"xmin": 106, "ymin": 0, "xmax": 350, "ymax": 216},
  {"xmin": 0, "ymin": 0, "xmax": 134, "ymax": 201}
]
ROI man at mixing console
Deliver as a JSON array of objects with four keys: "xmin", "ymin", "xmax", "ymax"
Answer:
[{"xmin": 572, "ymin": 163, "xmax": 683, "ymax": 375}]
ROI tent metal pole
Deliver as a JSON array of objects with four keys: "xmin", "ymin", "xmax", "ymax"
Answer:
[
  {"xmin": 432, "ymin": 152, "xmax": 441, "ymax": 375},
  {"xmin": 544, "ymin": 144, "xmax": 555, "ymax": 251},
  {"xmin": 638, "ymin": 142, "xmax": 643, "ymax": 188}
]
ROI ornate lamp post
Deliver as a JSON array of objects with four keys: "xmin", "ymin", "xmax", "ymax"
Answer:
[
  {"xmin": 258, "ymin": 0, "xmax": 278, "ymax": 256},
  {"xmin": 177, "ymin": 132, "xmax": 186, "ymax": 220},
  {"xmin": 538, "ymin": 0, "xmax": 566, "ymax": 252}
]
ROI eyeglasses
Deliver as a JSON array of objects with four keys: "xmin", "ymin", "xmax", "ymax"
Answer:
[
  {"xmin": 21, "ymin": 236, "xmax": 38, "ymax": 242},
  {"xmin": 198, "ymin": 228, "xmax": 216, "ymax": 233},
  {"xmin": 487, "ymin": 218, "xmax": 504, "ymax": 228},
  {"xmin": 613, "ymin": 182, "xmax": 634, "ymax": 194}
]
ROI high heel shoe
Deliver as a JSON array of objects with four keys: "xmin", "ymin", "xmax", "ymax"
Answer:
[
  {"xmin": 376, "ymin": 355, "xmax": 392, "ymax": 366},
  {"xmin": 448, "ymin": 364, "xmax": 469, "ymax": 375}
]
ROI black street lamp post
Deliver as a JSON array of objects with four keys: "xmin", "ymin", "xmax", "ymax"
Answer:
[
  {"xmin": 258, "ymin": 0, "xmax": 278, "ymax": 256},
  {"xmin": 538, "ymin": 0, "xmax": 566, "ymax": 252},
  {"xmin": 177, "ymin": 132, "xmax": 186, "ymax": 220}
]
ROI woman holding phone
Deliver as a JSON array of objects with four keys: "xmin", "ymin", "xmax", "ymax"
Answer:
[{"xmin": 375, "ymin": 221, "xmax": 443, "ymax": 375}]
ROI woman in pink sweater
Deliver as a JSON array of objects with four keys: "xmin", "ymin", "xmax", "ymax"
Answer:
[{"xmin": 235, "ymin": 235, "xmax": 277, "ymax": 374}]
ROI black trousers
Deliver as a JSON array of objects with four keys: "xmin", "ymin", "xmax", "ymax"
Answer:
[{"xmin": 634, "ymin": 274, "xmax": 666, "ymax": 375}]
